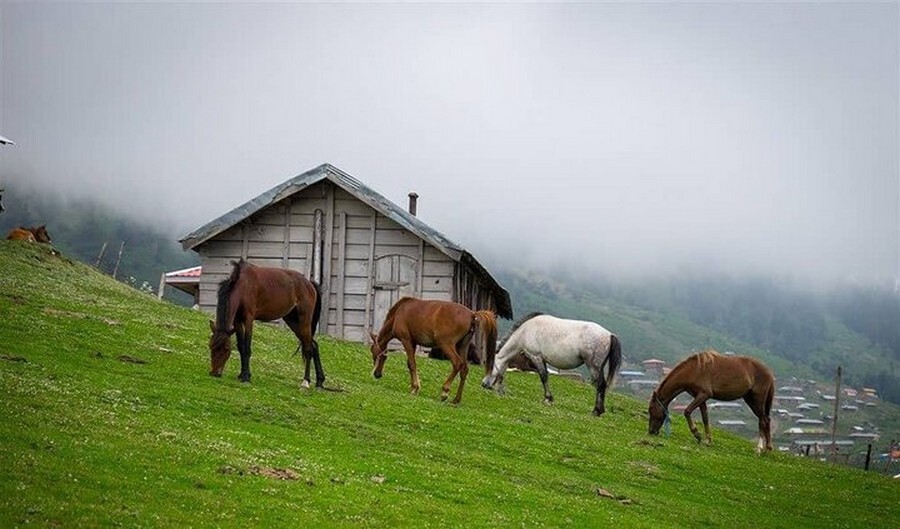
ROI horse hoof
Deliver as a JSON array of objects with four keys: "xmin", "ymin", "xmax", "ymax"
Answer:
[
  {"xmin": 543, "ymin": 398, "xmax": 553, "ymax": 405},
  {"xmin": 592, "ymin": 408, "xmax": 604, "ymax": 416},
  {"xmin": 238, "ymin": 374, "xmax": 251, "ymax": 383},
  {"xmin": 440, "ymin": 393, "xmax": 449, "ymax": 402},
  {"xmin": 300, "ymin": 380, "xmax": 310, "ymax": 389},
  {"xmin": 410, "ymin": 388, "xmax": 419, "ymax": 396}
]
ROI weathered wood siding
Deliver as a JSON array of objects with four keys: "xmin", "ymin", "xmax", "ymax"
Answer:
[{"xmin": 197, "ymin": 180, "xmax": 462, "ymax": 343}]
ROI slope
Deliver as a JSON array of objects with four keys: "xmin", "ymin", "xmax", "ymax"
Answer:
[{"xmin": 0, "ymin": 242, "xmax": 896, "ymax": 528}]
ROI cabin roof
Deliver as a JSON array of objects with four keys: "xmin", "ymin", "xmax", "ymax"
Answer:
[{"xmin": 179, "ymin": 163, "xmax": 512, "ymax": 318}]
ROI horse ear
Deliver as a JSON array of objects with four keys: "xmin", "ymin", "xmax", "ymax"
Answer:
[{"xmin": 209, "ymin": 320, "xmax": 216, "ymax": 333}]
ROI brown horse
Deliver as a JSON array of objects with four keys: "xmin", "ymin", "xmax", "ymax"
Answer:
[
  {"xmin": 7, "ymin": 225, "xmax": 51, "ymax": 243},
  {"xmin": 209, "ymin": 259, "xmax": 324, "ymax": 387},
  {"xmin": 370, "ymin": 297, "xmax": 498, "ymax": 405},
  {"xmin": 648, "ymin": 350, "xmax": 775, "ymax": 452}
]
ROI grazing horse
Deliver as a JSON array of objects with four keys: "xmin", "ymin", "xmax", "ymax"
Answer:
[
  {"xmin": 481, "ymin": 312, "xmax": 622, "ymax": 416},
  {"xmin": 370, "ymin": 297, "xmax": 497, "ymax": 405},
  {"xmin": 647, "ymin": 350, "xmax": 775, "ymax": 452},
  {"xmin": 6, "ymin": 225, "xmax": 51, "ymax": 243},
  {"xmin": 209, "ymin": 259, "xmax": 324, "ymax": 388}
]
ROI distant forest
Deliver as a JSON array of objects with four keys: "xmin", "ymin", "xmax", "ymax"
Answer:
[
  {"xmin": 0, "ymin": 181, "xmax": 198, "ymax": 303},
  {"xmin": 557, "ymin": 269, "xmax": 900, "ymax": 404}
]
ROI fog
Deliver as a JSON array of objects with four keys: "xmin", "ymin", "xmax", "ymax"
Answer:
[{"xmin": 1, "ymin": 2, "xmax": 897, "ymax": 285}]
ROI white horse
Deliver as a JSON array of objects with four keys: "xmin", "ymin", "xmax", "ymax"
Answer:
[{"xmin": 481, "ymin": 312, "xmax": 622, "ymax": 416}]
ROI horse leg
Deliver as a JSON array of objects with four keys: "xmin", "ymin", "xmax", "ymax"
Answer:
[
  {"xmin": 745, "ymin": 394, "xmax": 771, "ymax": 453},
  {"xmin": 438, "ymin": 344, "xmax": 463, "ymax": 403},
  {"xmin": 532, "ymin": 356, "xmax": 553, "ymax": 404},
  {"xmin": 586, "ymin": 352, "xmax": 607, "ymax": 416},
  {"xmin": 683, "ymin": 393, "xmax": 710, "ymax": 443},
  {"xmin": 699, "ymin": 402, "xmax": 712, "ymax": 444},
  {"xmin": 399, "ymin": 338, "xmax": 420, "ymax": 395},
  {"xmin": 237, "ymin": 321, "xmax": 253, "ymax": 383},
  {"xmin": 284, "ymin": 309, "xmax": 316, "ymax": 389}
]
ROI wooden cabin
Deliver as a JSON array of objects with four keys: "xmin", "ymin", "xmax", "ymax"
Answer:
[{"xmin": 179, "ymin": 164, "xmax": 513, "ymax": 342}]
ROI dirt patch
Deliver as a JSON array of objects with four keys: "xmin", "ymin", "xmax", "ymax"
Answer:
[
  {"xmin": 218, "ymin": 465, "xmax": 301, "ymax": 481},
  {"xmin": 1, "ymin": 293, "xmax": 27, "ymax": 305},
  {"xmin": 249, "ymin": 466, "xmax": 300, "ymax": 480},
  {"xmin": 0, "ymin": 354, "xmax": 28, "ymax": 363},
  {"xmin": 596, "ymin": 487, "xmax": 637, "ymax": 505},
  {"xmin": 117, "ymin": 355, "xmax": 147, "ymax": 365}
]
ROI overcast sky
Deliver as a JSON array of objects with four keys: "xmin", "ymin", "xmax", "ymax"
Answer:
[{"xmin": 1, "ymin": 2, "xmax": 897, "ymax": 284}]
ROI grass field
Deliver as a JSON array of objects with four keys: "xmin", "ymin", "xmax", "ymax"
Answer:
[{"xmin": 0, "ymin": 242, "xmax": 897, "ymax": 528}]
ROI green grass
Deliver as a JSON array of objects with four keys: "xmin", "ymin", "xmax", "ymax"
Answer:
[{"xmin": 1, "ymin": 242, "xmax": 897, "ymax": 528}]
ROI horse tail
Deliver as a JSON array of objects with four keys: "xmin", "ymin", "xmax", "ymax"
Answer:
[
  {"xmin": 216, "ymin": 259, "xmax": 244, "ymax": 332},
  {"xmin": 311, "ymin": 280, "xmax": 323, "ymax": 336},
  {"xmin": 474, "ymin": 310, "xmax": 498, "ymax": 373},
  {"xmin": 601, "ymin": 334, "xmax": 622, "ymax": 389}
]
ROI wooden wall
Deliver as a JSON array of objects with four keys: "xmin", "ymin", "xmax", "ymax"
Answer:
[{"xmin": 197, "ymin": 180, "xmax": 488, "ymax": 343}]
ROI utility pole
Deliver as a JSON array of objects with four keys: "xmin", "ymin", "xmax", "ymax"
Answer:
[
  {"xmin": 111, "ymin": 241, "xmax": 126, "ymax": 280},
  {"xmin": 95, "ymin": 241, "xmax": 108, "ymax": 268},
  {"xmin": 830, "ymin": 365, "xmax": 842, "ymax": 461}
]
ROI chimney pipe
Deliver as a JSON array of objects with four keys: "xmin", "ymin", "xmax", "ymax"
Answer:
[{"xmin": 408, "ymin": 192, "xmax": 419, "ymax": 216}]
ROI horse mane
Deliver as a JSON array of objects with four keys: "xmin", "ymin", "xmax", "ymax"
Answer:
[
  {"xmin": 497, "ymin": 311, "xmax": 544, "ymax": 351},
  {"xmin": 656, "ymin": 349, "xmax": 723, "ymax": 389},
  {"xmin": 216, "ymin": 259, "xmax": 246, "ymax": 331}
]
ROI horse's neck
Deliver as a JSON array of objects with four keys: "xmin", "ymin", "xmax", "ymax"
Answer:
[
  {"xmin": 655, "ymin": 375, "xmax": 686, "ymax": 405},
  {"xmin": 375, "ymin": 317, "xmax": 395, "ymax": 348}
]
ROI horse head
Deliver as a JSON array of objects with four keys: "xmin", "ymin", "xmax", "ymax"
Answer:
[
  {"xmin": 647, "ymin": 391, "xmax": 669, "ymax": 435},
  {"xmin": 208, "ymin": 320, "xmax": 233, "ymax": 377},
  {"xmin": 369, "ymin": 332, "xmax": 387, "ymax": 379},
  {"xmin": 32, "ymin": 225, "xmax": 51, "ymax": 244}
]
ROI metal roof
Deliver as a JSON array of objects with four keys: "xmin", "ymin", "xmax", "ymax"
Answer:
[{"xmin": 179, "ymin": 163, "xmax": 512, "ymax": 317}]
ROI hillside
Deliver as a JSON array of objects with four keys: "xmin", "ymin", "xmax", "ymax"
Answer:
[{"xmin": 1, "ymin": 241, "xmax": 898, "ymax": 527}]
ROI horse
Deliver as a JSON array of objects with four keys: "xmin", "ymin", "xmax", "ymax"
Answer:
[
  {"xmin": 647, "ymin": 350, "xmax": 775, "ymax": 453},
  {"xmin": 481, "ymin": 312, "xmax": 622, "ymax": 416},
  {"xmin": 6, "ymin": 225, "xmax": 51, "ymax": 243},
  {"xmin": 209, "ymin": 259, "xmax": 324, "ymax": 388},
  {"xmin": 369, "ymin": 297, "xmax": 497, "ymax": 405}
]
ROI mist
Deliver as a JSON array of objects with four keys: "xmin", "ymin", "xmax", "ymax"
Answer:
[{"xmin": 1, "ymin": 2, "xmax": 897, "ymax": 286}]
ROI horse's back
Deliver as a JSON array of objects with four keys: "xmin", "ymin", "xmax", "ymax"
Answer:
[{"xmin": 6, "ymin": 228, "xmax": 35, "ymax": 242}]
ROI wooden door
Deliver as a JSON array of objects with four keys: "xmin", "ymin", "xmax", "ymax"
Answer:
[{"xmin": 371, "ymin": 254, "xmax": 418, "ymax": 337}]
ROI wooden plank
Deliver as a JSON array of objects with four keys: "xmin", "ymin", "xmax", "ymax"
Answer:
[
  {"xmin": 252, "ymin": 208, "xmax": 286, "ymax": 226},
  {"xmin": 215, "ymin": 225, "xmax": 244, "ymax": 242},
  {"xmin": 345, "ymin": 215, "xmax": 380, "ymax": 229},
  {"xmin": 288, "ymin": 226, "xmax": 315, "ymax": 243},
  {"xmin": 342, "ymin": 325, "xmax": 367, "ymax": 343},
  {"xmin": 334, "ymin": 198, "xmax": 376, "ymax": 216},
  {"xmin": 375, "ymin": 215, "xmax": 403, "ymax": 230},
  {"xmin": 282, "ymin": 198, "xmax": 291, "ymax": 267},
  {"xmin": 291, "ymin": 201, "xmax": 327, "ymax": 215},
  {"xmin": 424, "ymin": 245, "xmax": 450, "ymax": 261},
  {"xmin": 417, "ymin": 239, "xmax": 425, "ymax": 296},
  {"xmin": 340, "ymin": 259, "xmax": 369, "ymax": 278},
  {"xmin": 246, "ymin": 224, "xmax": 286, "ymax": 243},
  {"xmin": 374, "ymin": 245, "xmax": 419, "ymax": 259},
  {"xmin": 341, "ymin": 244, "xmax": 371, "ymax": 261},
  {"xmin": 320, "ymin": 183, "xmax": 335, "ymax": 332},
  {"xmin": 422, "ymin": 276, "xmax": 453, "ymax": 293},
  {"xmin": 247, "ymin": 241, "xmax": 287, "ymax": 259},
  {"xmin": 201, "ymin": 241, "xmax": 244, "ymax": 259},
  {"xmin": 290, "ymin": 182, "xmax": 327, "ymax": 201},
  {"xmin": 423, "ymin": 260, "xmax": 455, "ymax": 276},
  {"xmin": 343, "ymin": 277, "xmax": 369, "ymax": 295},
  {"xmin": 336, "ymin": 211, "xmax": 347, "ymax": 337},
  {"xmin": 289, "ymin": 213, "xmax": 316, "ymax": 228},
  {"xmin": 422, "ymin": 291, "xmax": 453, "ymax": 302},
  {"xmin": 241, "ymin": 224, "xmax": 249, "ymax": 260},
  {"xmin": 375, "ymin": 229, "xmax": 421, "ymax": 247},
  {"xmin": 364, "ymin": 212, "xmax": 376, "ymax": 336}
]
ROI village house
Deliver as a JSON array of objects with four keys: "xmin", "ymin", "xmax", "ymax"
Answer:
[{"xmin": 178, "ymin": 164, "xmax": 513, "ymax": 343}]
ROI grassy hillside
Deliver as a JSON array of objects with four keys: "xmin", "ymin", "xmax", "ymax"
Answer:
[{"xmin": 1, "ymin": 242, "xmax": 897, "ymax": 528}]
